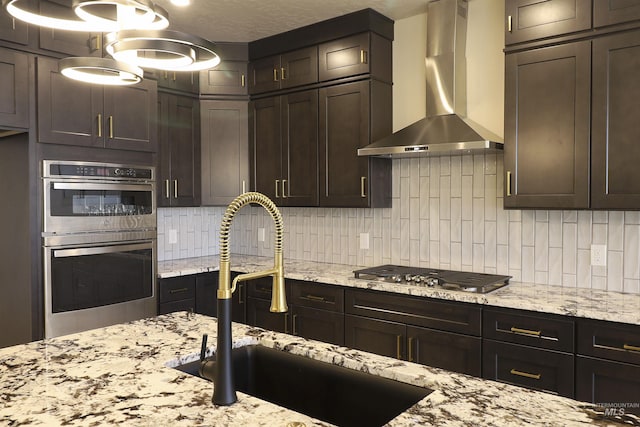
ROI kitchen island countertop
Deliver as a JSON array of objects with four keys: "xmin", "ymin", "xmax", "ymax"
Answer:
[
  {"xmin": 158, "ymin": 255, "xmax": 640, "ymax": 326},
  {"xmin": 0, "ymin": 312, "xmax": 624, "ymax": 426}
]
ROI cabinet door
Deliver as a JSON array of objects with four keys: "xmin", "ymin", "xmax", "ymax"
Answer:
[
  {"xmin": 247, "ymin": 297, "xmax": 288, "ymax": 333},
  {"xmin": 158, "ymin": 275, "xmax": 195, "ymax": 315},
  {"xmin": 280, "ymin": 46, "xmax": 318, "ymax": 89},
  {"xmin": 291, "ymin": 305, "xmax": 344, "ymax": 346},
  {"xmin": 504, "ymin": 41, "xmax": 590, "ymax": 209},
  {"xmin": 248, "ymin": 55, "xmax": 280, "ymax": 94},
  {"xmin": 103, "ymin": 79, "xmax": 158, "ymax": 152},
  {"xmin": 591, "ymin": 30, "xmax": 640, "ymax": 209},
  {"xmin": 483, "ymin": 340, "xmax": 574, "ymax": 398},
  {"xmin": 37, "ymin": 56, "xmax": 103, "ymax": 147},
  {"xmin": 195, "ymin": 272, "xmax": 246, "ymax": 323},
  {"xmin": 319, "ymin": 80, "xmax": 370, "ymax": 207},
  {"xmin": 38, "ymin": 1, "xmax": 100, "ymax": 56},
  {"xmin": 505, "ymin": 0, "xmax": 591, "ymax": 45},
  {"xmin": 576, "ymin": 356, "xmax": 640, "ymax": 415},
  {"xmin": 0, "ymin": 9, "xmax": 28, "ymax": 45},
  {"xmin": 201, "ymin": 100, "xmax": 249, "ymax": 205},
  {"xmin": 155, "ymin": 70, "xmax": 199, "ymax": 93},
  {"xmin": 0, "ymin": 49, "xmax": 29, "ymax": 129},
  {"xmin": 408, "ymin": 326, "xmax": 481, "ymax": 376},
  {"xmin": 281, "ymin": 90, "xmax": 318, "ymax": 206},
  {"xmin": 594, "ymin": 0, "xmax": 640, "ymax": 28},
  {"xmin": 345, "ymin": 314, "xmax": 406, "ymax": 360},
  {"xmin": 200, "ymin": 60, "xmax": 247, "ymax": 95},
  {"xmin": 319, "ymin": 33, "xmax": 370, "ymax": 82},
  {"xmin": 170, "ymin": 95, "xmax": 200, "ymax": 206},
  {"xmin": 250, "ymin": 96, "xmax": 281, "ymax": 200}
]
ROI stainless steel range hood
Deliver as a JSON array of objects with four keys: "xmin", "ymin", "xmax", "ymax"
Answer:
[{"xmin": 358, "ymin": 0, "xmax": 503, "ymax": 158}]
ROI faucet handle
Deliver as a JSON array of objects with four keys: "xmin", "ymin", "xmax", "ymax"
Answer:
[{"xmin": 200, "ymin": 334, "xmax": 208, "ymax": 361}]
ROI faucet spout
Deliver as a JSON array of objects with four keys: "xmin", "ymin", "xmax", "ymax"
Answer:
[{"xmin": 213, "ymin": 192, "xmax": 286, "ymax": 406}]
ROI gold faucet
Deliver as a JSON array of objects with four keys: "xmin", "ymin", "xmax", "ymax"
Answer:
[{"xmin": 213, "ymin": 192, "xmax": 287, "ymax": 405}]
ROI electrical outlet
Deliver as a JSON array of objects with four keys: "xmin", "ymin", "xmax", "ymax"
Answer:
[
  {"xmin": 360, "ymin": 233, "xmax": 370, "ymax": 250},
  {"xmin": 168, "ymin": 229, "xmax": 178, "ymax": 245},
  {"xmin": 258, "ymin": 228, "xmax": 265, "ymax": 242},
  {"xmin": 591, "ymin": 244, "xmax": 607, "ymax": 266}
]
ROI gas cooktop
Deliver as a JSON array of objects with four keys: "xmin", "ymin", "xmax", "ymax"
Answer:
[{"xmin": 353, "ymin": 265, "xmax": 511, "ymax": 294}]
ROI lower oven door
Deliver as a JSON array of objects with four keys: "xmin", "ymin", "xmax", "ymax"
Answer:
[{"xmin": 43, "ymin": 239, "xmax": 156, "ymax": 338}]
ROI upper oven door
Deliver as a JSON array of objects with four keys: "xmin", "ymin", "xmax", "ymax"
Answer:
[{"xmin": 43, "ymin": 179, "xmax": 156, "ymax": 234}]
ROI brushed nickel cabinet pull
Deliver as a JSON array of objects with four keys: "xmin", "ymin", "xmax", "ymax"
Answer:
[
  {"xmin": 275, "ymin": 179, "xmax": 280, "ymax": 198},
  {"xmin": 506, "ymin": 171, "xmax": 512, "ymax": 196},
  {"xmin": 165, "ymin": 179, "xmax": 170, "ymax": 199},
  {"xmin": 174, "ymin": 180, "xmax": 178, "ymax": 198},
  {"xmin": 108, "ymin": 115, "xmax": 113, "ymax": 139},
  {"xmin": 282, "ymin": 179, "xmax": 287, "ymax": 198},
  {"xmin": 91, "ymin": 33, "xmax": 101, "ymax": 51},
  {"xmin": 510, "ymin": 326, "xmax": 541, "ymax": 337},
  {"xmin": 281, "ymin": 67, "xmax": 286, "ymax": 80},
  {"xmin": 169, "ymin": 287, "xmax": 189, "ymax": 294},
  {"xmin": 360, "ymin": 49, "xmax": 368, "ymax": 64},
  {"xmin": 273, "ymin": 68, "xmax": 278, "ymax": 82},
  {"xmin": 292, "ymin": 314, "xmax": 298, "ymax": 335},
  {"xmin": 361, "ymin": 176, "xmax": 367, "ymax": 198},
  {"xmin": 97, "ymin": 113, "xmax": 102, "ymax": 138},
  {"xmin": 408, "ymin": 337, "xmax": 414, "ymax": 362},
  {"xmin": 624, "ymin": 344, "xmax": 640, "ymax": 352},
  {"xmin": 508, "ymin": 15, "xmax": 513, "ymax": 33},
  {"xmin": 396, "ymin": 335, "xmax": 402, "ymax": 359},
  {"xmin": 241, "ymin": 74, "xmax": 245, "ymax": 87},
  {"xmin": 12, "ymin": 17, "xmax": 15, "ymax": 30},
  {"xmin": 510, "ymin": 369, "xmax": 541, "ymax": 380}
]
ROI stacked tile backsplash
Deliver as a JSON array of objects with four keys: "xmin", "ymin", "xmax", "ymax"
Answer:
[{"xmin": 157, "ymin": 154, "xmax": 640, "ymax": 294}]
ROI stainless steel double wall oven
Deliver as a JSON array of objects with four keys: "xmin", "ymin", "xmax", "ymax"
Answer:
[{"xmin": 42, "ymin": 160, "xmax": 157, "ymax": 338}]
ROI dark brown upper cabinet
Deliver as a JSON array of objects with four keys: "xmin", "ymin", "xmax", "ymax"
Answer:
[
  {"xmin": 250, "ymin": 89, "xmax": 319, "ymax": 207},
  {"xmin": 248, "ymin": 46, "xmax": 318, "ymax": 95},
  {"xmin": 504, "ymin": 41, "xmax": 591, "ymax": 209},
  {"xmin": 37, "ymin": 56, "xmax": 157, "ymax": 152},
  {"xmin": 154, "ymin": 70, "xmax": 199, "ymax": 94},
  {"xmin": 505, "ymin": 0, "xmax": 592, "ymax": 45},
  {"xmin": 38, "ymin": 1, "xmax": 101, "ymax": 57},
  {"xmin": 319, "ymin": 80, "xmax": 391, "ymax": 208},
  {"xmin": 200, "ymin": 60, "xmax": 248, "ymax": 96},
  {"xmin": 157, "ymin": 93, "xmax": 200, "ymax": 207},
  {"xmin": 0, "ymin": 7, "xmax": 29, "ymax": 46},
  {"xmin": 594, "ymin": 0, "xmax": 640, "ymax": 28},
  {"xmin": 319, "ymin": 32, "xmax": 391, "ymax": 84},
  {"xmin": 591, "ymin": 29, "xmax": 640, "ymax": 209},
  {"xmin": 0, "ymin": 48, "xmax": 29, "ymax": 129}
]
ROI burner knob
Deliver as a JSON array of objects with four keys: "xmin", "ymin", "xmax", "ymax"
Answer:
[
  {"xmin": 404, "ymin": 274, "xmax": 414, "ymax": 283},
  {"xmin": 391, "ymin": 275, "xmax": 403, "ymax": 283},
  {"xmin": 412, "ymin": 276, "xmax": 422, "ymax": 284},
  {"xmin": 425, "ymin": 277, "xmax": 439, "ymax": 287}
]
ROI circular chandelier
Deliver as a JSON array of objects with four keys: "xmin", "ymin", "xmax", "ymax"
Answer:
[{"xmin": 2, "ymin": 0, "xmax": 220, "ymax": 85}]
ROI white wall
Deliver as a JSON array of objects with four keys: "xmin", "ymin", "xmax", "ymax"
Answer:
[{"xmin": 157, "ymin": 1, "xmax": 640, "ymax": 294}]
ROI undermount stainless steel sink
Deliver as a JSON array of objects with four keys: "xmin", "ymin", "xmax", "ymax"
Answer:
[{"xmin": 175, "ymin": 345, "xmax": 433, "ymax": 427}]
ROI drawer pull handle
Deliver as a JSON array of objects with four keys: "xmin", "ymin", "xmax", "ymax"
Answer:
[
  {"xmin": 305, "ymin": 294, "xmax": 326, "ymax": 302},
  {"xmin": 510, "ymin": 327, "xmax": 541, "ymax": 337},
  {"xmin": 408, "ymin": 337, "xmax": 414, "ymax": 362},
  {"xmin": 169, "ymin": 287, "xmax": 189, "ymax": 294},
  {"xmin": 396, "ymin": 335, "xmax": 402, "ymax": 360},
  {"xmin": 510, "ymin": 369, "xmax": 541, "ymax": 380},
  {"xmin": 624, "ymin": 344, "xmax": 640, "ymax": 352}
]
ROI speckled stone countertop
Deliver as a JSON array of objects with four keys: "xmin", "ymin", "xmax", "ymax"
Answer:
[
  {"xmin": 0, "ymin": 312, "xmax": 630, "ymax": 426},
  {"xmin": 158, "ymin": 255, "xmax": 640, "ymax": 326}
]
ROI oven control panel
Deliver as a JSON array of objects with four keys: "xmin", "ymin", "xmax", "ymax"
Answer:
[{"xmin": 43, "ymin": 161, "xmax": 154, "ymax": 181}]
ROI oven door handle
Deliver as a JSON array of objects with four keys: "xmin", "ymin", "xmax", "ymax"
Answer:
[
  {"xmin": 53, "ymin": 242, "xmax": 152, "ymax": 258},
  {"xmin": 52, "ymin": 182, "xmax": 153, "ymax": 192}
]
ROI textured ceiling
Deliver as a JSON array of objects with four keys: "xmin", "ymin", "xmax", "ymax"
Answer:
[{"xmin": 153, "ymin": 0, "xmax": 429, "ymax": 42}]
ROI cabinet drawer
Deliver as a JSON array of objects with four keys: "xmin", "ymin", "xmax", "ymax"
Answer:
[
  {"xmin": 159, "ymin": 276, "xmax": 196, "ymax": 303},
  {"xmin": 291, "ymin": 305, "xmax": 344, "ymax": 346},
  {"xmin": 577, "ymin": 319, "xmax": 640, "ymax": 365},
  {"xmin": 483, "ymin": 307, "xmax": 574, "ymax": 352},
  {"xmin": 576, "ymin": 355, "xmax": 640, "ymax": 415},
  {"xmin": 158, "ymin": 299, "xmax": 194, "ymax": 315},
  {"xmin": 346, "ymin": 289, "xmax": 481, "ymax": 336},
  {"xmin": 483, "ymin": 340, "xmax": 574, "ymax": 398},
  {"xmin": 290, "ymin": 281, "xmax": 344, "ymax": 312}
]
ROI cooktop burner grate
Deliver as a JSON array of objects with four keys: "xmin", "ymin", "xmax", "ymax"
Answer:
[{"xmin": 353, "ymin": 265, "xmax": 511, "ymax": 293}]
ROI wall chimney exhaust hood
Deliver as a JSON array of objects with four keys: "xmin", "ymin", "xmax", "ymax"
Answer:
[{"xmin": 358, "ymin": 0, "xmax": 503, "ymax": 158}]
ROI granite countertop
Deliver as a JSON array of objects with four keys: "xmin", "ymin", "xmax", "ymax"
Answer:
[
  {"xmin": 0, "ymin": 312, "xmax": 627, "ymax": 426},
  {"xmin": 158, "ymin": 255, "xmax": 640, "ymax": 326}
]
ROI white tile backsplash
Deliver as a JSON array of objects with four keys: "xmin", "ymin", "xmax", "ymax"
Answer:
[{"xmin": 158, "ymin": 155, "xmax": 640, "ymax": 294}]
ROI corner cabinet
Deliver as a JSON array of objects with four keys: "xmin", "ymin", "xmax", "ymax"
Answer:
[
  {"xmin": 157, "ymin": 93, "xmax": 200, "ymax": 207},
  {"xmin": 248, "ymin": 46, "xmax": 318, "ymax": 95},
  {"xmin": 319, "ymin": 80, "xmax": 392, "ymax": 208},
  {"xmin": 37, "ymin": 56, "xmax": 157, "ymax": 152},
  {"xmin": 0, "ymin": 48, "xmax": 29, "ymax": 129}
]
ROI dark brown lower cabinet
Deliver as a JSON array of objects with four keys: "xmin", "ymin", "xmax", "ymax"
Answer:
[
  {"xmin": 408, "ymin": 326, "xmax": 481, "ymax": 377},
  {"xmin": 158, "ymin": 276, "xmax": 195, "ymax": 315},
  {"xmin": 195, "ymin": 272, "xmax": 246, "ymax": 323},
  {"xmin": 575, "ymin": 356, "xmax": 640, "ymax": 415},
  {"xmin": 291, "ymin": 305, "xmax": 344, "ymax": 346},
  {"xmin": 483, "ymin": 340, "xmax": 574, "ymax": 398},
  {"xmin": 247, "ymin": 297, "xmax": 287, "ymax": 333},
  {"xmin": 345, "ymin": 314, "xmax": 406, "ymax": 360}
]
